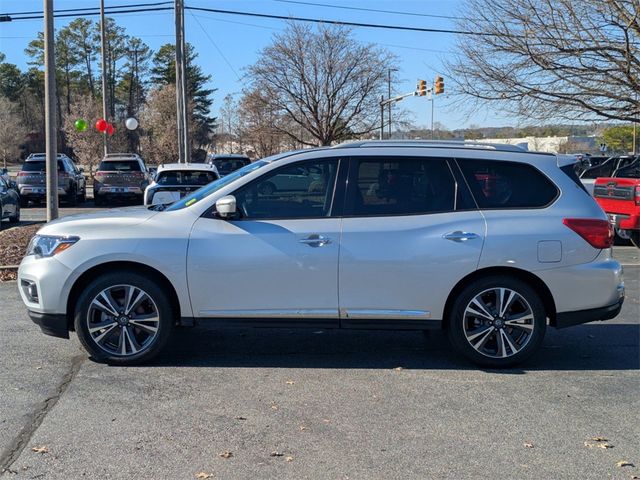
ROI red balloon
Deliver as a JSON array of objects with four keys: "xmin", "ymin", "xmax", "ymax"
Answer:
[
  {"xmin": 95, "ymin": 119, "xmax": 107, "ymax": 132},
  {"xmin": 106, "ymin": 124, "xmax": 115, "ymax": 136}
]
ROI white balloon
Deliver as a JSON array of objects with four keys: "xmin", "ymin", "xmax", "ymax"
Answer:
[{"xmin": 125, "ymin": 117, "xmax": 139, "ymax": 130}]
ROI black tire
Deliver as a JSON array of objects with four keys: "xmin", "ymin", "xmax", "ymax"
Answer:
[
  {"xmin": 447, "ymin": 275, "xmax": 546, "ymax": 368},
  {"xmin": 9, "ymin": 203, "xmax": 19, "ymax": 223},
  {"xmin": 66, "ymin": 185, "xmax": 78, "ymax": 206},
  {"xmin": 614, "ymin": 228, "xmax": 633, "ymax": 246},
  {"xmin": 74, "ymin": 271, "xmax": 174, "ymax": 365},
  {"xmin": 630, "ymin": 231, "xmax": 640, "ymax": 249},
  {"xmin": 94, "ymin": 195, "xmax": 104, "ymax": 207},
  {"xmin": 19, "ymin": 197, "xmax": 28, "ymax": 208}
]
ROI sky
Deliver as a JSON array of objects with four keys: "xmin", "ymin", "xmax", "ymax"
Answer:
[{"xmin": 0, "ymin": 0, "xmax": 515, "ymax": 131}]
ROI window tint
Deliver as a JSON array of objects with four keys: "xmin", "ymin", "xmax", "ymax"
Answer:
[
  {"xmin": 97, "ymin": 160, "xmax": 141, "ymax": 172},
  {"xmin": 156, "ymin": 170, "xmax": 218, "ymax": 185},
  {"xmin": 234, "ymin": 159, "xmax": 339, "ymax": 219},
  {"xmin": 458, "ymin": 159, "xmax": 558, "ymax": 209},
  {"xmin": 213, "ymin": 158, "xmax": 250, "ymax": 175},
  {"xmin": 21, "ymin": 161, "xmax": 64, "ymax": 172},
  {"xmin": 346, "ymin": 157, "xmax": 455, "ymax": 216}
]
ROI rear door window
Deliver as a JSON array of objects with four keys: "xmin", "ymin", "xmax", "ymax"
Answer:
[
  {"xmin": 457, "ymin": 159, "xmax": 558, "ymax": 209},
  {"xmin": 344, "ymin": 157, "xmax": 457, "ymax": 216},
  {"xmin": 97, "ymin": 160, "xmax": 142, "ymax": 172}
]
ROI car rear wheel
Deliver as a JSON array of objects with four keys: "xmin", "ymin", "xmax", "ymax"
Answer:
[
  {"xmin": 630, "ymin": 231, "xmax": 640, "ymax": 248},
  {"xmin": 447, "ymin": 276, "xmax": 546, "ymax": 367},
  {"xmin": 9, "ymin": 203, "xmax": 19, "ymax": 223},
  {"xmin": 74, "ymin": 272, "xmax": 174, "ymax": 365}
]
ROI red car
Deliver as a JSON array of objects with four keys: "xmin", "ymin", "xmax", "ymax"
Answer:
[{"xmin": 593, "ymin": 158, "xmax": 640, "ymax": 247}]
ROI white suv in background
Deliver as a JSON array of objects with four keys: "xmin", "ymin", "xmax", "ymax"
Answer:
[{"xmin": 18, "ymin": 141, "xmax": 624, "ymax": 367}]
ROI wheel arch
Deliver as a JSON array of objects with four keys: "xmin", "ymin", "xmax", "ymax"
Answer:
[
  {"xmin": 66, "ymin": 261, "xmax": 181, "ymax": 331},
  {"xmin": 441, "ymin": 266, "xmax": 557, "ymax": 329}
]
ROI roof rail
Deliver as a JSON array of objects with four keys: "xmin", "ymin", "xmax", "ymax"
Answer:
[
  {"xmin": 333, "ymin": 139, "xmax": 528, "ymax": 153},
  {"xmin": 104, "ymin": 153, "xmax": 140, "ymax": 158}
]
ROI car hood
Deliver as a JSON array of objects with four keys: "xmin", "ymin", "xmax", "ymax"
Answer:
[{"xmin": 38, "ymin": 206, "xmax": 160, "ymax": 237}]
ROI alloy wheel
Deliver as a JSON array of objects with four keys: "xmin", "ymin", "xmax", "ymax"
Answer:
[
  {"xmin": 462, "ymin": 287, "xmax": 535, "ymax": 359},
  {"xmin": 86, "ymin": 284, "xmax": 160, "ymax": 357}
]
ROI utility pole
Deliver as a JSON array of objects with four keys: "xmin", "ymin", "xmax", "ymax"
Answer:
[
  {"xmin": 175, "ymin": 0, "xmax": 187, "ymax": 163},
  {"xmin": 387, "ymin": 68, "xmax": 398, "ymax": 139},
  {"xmin": 43, "ymin": 0, "xmax": 58, "ymax": 221},
  {"xmin": 380, "ymin": 95, "xmax": 384, "ymax": 140},
  {"xmin": 99, "ymin": 0, "xmax": 108, "ymax": 156}
]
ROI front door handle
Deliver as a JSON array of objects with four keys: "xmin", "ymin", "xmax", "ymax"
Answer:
[
  {"xmin": 443, "ymin": 231, "xmax": 479, "ymax": 242},
  {"xmin": 299, "ymin": 234, "xmax": 332, "ymax": 247}
]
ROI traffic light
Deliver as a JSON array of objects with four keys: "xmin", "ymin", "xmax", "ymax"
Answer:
[
  {"xmin": 434, "ymin": 75, "xmax": 444, "ymax": 95},
  {"xmin": 416, "ymin": 79, "xmax": 427, "ymax": 96}
]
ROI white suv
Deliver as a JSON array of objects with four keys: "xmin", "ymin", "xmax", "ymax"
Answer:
[{"xmin": 18, "ymin": 141, "xmax": 624, "ymax": 367}]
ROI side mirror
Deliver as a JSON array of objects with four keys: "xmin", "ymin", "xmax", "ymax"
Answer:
[{"xmin": 216, "ymin": 195, "xmax": 237, "ymax": 219}]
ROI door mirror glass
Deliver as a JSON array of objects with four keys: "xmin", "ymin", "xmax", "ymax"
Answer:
[{"xmin": 216, "ymin": 195, "xmax": 237, "ymax": 218}]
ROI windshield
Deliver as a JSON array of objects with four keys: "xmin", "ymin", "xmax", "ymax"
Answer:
[
  {"xmin": 164, "ymin": 160, "xmax": 268, "ymax": 211},
  {"xmin": 156, "ymin": 170, "xmax": 218, "ymax": 186}
]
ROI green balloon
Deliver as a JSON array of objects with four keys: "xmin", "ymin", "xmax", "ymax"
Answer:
[{"xmin": 74, "ymin": 119, "xmax": 88, "ymax": 132}]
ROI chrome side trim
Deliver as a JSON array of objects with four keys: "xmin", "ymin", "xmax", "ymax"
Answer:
[
  {"xmin": 198, "ymin": 309, "xmax": 338, "ymax": 318},
  {"xmin": 340, "ymin": 309, "xmax": 431, "ymax": 320}
]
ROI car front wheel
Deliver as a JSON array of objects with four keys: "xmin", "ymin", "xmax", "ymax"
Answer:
[
  {"xmin": 74, "ymin": 272, "xmax": 173, "ymax": 365},
  {"xmin": 447, "ymin": 276, "xmax": 546, "ymax": 368}
]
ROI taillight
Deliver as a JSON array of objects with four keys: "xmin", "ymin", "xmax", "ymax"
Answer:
[
  {"xmin": 18, "ymin": 172, "xmax": 28, "ymax": 177},
  {"xmin": 563, "ymin": 218, "xmax": 613, "ymax": 249},
  {"xmin": 635, "ymin": 186, "xmax": 640, "ymax": 206},
  {"xmin": 95, "ymin": 172, "xmax": 105, "ymax": 177}
]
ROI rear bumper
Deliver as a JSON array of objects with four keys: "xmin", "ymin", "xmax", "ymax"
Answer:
[
  {"xmin": 555, "ymin": 298, "xmax": 624, "ymax": 329},
  {"xmin": 28, "ymin": 310, "xmax": 69, "ymax": 339},
  {"xmin": 19, "ymin": 187, "xmax": 68, "ymax": 197}
]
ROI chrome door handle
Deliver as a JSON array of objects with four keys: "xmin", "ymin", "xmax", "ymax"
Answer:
[
  {"xmin": 299, "ymin": 234, "xmax": 332, "ymax": 247},
  {"xmin": 443, "ymin": 231, "xmax": 479, "ymax": 242}
]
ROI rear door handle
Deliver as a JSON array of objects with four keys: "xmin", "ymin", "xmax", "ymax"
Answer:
[
  {"xmin": 443, "ymin": 231, "xmax": 479, "ymax": 242},
  {"xmin": 299, "ymin": 234, "xmax": 332, "ymax": 247}
]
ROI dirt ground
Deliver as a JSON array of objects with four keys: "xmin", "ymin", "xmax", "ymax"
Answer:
[{"xmin": 0, "ymin": 223, "xmax": 42, "ymax": 281}]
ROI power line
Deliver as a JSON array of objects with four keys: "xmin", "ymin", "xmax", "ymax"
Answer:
[
  {"xmin": 183, "ymin": 5, "xmax": 497, "ymax": 37},
  {"xmin": 274, "ymin": 0, "xmax": 467, "ymax": 22},
  {"xmin": 0, "ymin": 1, "xmax": 173, "ymax": 16},
  {"xmin": 8, "ymin": 6, "xmax": 174, "ymax": 21},
  {"xmin": 188, "ymin": 11, "xmax": 242, "ymax": 81}
]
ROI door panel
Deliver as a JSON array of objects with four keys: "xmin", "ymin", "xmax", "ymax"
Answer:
[
  {"xmin": 339, "ymin": 212, "xmax": 485, "ymax": 321},
  {"xmin": 187, "ymin": 217, "xmax": 341, "ymax": 318}
]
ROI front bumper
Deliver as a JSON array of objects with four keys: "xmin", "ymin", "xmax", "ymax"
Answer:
[{"xmin": 28, "ymin": 310, "xmax": 69, "ymax": 338}]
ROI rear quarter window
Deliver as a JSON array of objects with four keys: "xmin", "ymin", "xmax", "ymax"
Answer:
[{"xmin": 457, "ymin": 158, "xmax": 559, "ymax": 209}]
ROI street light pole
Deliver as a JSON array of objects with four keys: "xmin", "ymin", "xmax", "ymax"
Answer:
[
  {"xmin": 43, "ymin": 0, "xmax": 58, "ymax": 221},
  {"xmin": 380, "ymin": 95, "xmax": 384, "ymax": 140},
  {"xmin": 99, "ymin": 0, "xmax": 108, "ymax": 156}
]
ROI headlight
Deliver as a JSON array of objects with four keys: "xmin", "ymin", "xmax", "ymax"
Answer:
[{"xmin": 26, "ymin": 235, "xmax": 80, "ymax": 258}]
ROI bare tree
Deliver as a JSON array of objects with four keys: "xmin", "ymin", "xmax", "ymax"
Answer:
[
  {"xmin": 64, "ymin": 96, "xmax": 105, "ymax": 174},
  {"xmin": 0, "ymin": 97, "xmax": 28, "ymax": 167},
  {"xmin": 447, "ymin": 0, "xmax": 640, "ymax": 123},
  {"xmin": 247, "ymin": 22, "xmax": 397, "ymax": 146},
  {"xmin": 238, "ymin": 90, "xmax": 286, "ymax": 158},
  {"xmin": 218, "ymin": 94, "xmax": 240, "ymax": 153}
]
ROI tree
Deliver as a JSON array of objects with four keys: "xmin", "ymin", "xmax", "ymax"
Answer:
[
  {"xmin": 66, "ymin": 18, "xmax": 98, "ymax": 97},
  {"xmin": 64, "ymin": 96, "xmax": 105, "ymax": 173},
  {"xmin": 602, "ymin": 125, "xmax": 635, "ymax": 153},
  {"xmin": 0, "ymin": 97, "xmax": 28, "ymax": 167},
  {"xmin": 150, "ymin": 43, "xmax": 215, "ymax": 149},
  {"xmin": 139, "ymin": 84, "xmax": 195, "ymax": 165},
  {"xmin": 447, "ymin": 0, "xmax": 640, "ymax": 124},
  {"xmin": 238, "ymin": 90, "xmax": 285, "ymax": 158},
  {"xmin": 246, "ymin": 22, "xmax": 396, "ymax": 146}
]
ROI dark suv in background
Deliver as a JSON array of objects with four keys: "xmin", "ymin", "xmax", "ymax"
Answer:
[
  {"xmin": 207, "ymin": 154, "xmax": 251, "ymax": 177},
  {"xmin": 93, "ymin": 154, "xmax": 151, "ymax": 206},
  {"xmin": 17, "ymin": 153, "xmax": 86, "ymax": 206}
]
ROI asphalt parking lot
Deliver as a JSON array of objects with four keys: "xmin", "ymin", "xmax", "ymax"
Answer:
[{"xmin": 0, "ymin": 249, "xmax": 638, "ymax": 479}]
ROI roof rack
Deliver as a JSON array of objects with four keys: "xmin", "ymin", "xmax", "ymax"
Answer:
[{"xmin": 333, "ymin": 139, "xmax": 528, "ymax": 153}]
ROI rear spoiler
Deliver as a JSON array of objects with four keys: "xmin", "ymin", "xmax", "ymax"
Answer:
[{"xmin": 557, "ymin": 154, "xmax": 579, "ymax": 168}]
